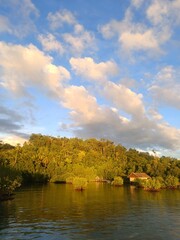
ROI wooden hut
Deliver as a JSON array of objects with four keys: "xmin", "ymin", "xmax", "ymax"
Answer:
[{"xmin": 128, "ymin": 172, "xmax": 151, "ymax": 182}]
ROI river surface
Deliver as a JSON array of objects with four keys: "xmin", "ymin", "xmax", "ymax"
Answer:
[{"xmin": 0, "ymin": 183, "xmax": 179, "ymax": 240}]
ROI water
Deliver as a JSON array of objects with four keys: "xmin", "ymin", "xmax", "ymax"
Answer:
[{"xmin": 0, "ymin": 183, "xmax": 179, "ymax": 240}]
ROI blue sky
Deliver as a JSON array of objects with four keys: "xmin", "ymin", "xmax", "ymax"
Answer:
[{"xmin": 0, "ymin": 0, "xmax": 179, "ymax": 158}]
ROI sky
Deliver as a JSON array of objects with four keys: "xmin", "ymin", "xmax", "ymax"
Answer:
[{"xmin": 0, "ymin": 0, "xmax": 180, "ymax": 158}]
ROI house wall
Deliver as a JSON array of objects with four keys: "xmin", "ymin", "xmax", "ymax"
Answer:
[{"xmin": 130, "ymin": 177, "xmax": 148, "ymax": 182}]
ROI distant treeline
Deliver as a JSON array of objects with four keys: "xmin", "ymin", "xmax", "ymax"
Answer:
[{"xmin": 0, "ymin": 134, "xmax": 179, "ymax": 196}]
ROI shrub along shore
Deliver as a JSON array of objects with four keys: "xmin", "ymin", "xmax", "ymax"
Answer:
[
  {"xmin": 134, "ymin": 176, "xmax": 179, "ymax": 191},
  {"xmin": 0, "ymin": 134, "xmax": 179, "ymax": 199}
]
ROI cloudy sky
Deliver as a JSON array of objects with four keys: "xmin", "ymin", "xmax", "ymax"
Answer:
[{"xmin": 0, "ymin": 0, "xmax": 180, "ymax": 157}]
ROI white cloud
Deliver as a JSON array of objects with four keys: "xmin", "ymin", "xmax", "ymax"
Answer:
[
  {"xmin": 146, "ymin": 0, "xmax": 168, "ymax": 25},
  {"xmin": 47, "ymin": 9, "xmax": 76, "ymax": 30},
  {"xmin": 74, "ymin": 24, "xmax": 84, "ymax": 34},
  {"xmin": 131, "ymin": 0, "xmax": 144, "ymax": 8},
  {"xmin": 47, "ymin": 10, "xmax": 96, "ymax": 56},
  {"xmin": 120, "ymin": 29, "xmax": 159, "ymax": 52},
  {"xmin": 0, "ymin": 15, "xmax": 12, "ymax": 33},
  {"xmin": 69, "ymin": 101, "xmax": 180, "ymax": 152},
  {"xmin": 156, "ymin": 123, "xmax": 180, "ymax": 150},
  {"xmin": 149, "ymin": 66, "xmax": 180, "ymax": 109},
  {"xmin": 103, "ymin": 81, "xmax": 145, "ymax": 117},
  {"xmin": 0, "ymin": 135, "xmax": 28, "ymax": 146},
  {"xmin": 0, "ymin": 41, "xmax": 71, "ymax": 142},
  {"xmin": 70, "ymin": 57, "xmax": 118, "ymax": 82},
  {"xmin": 0, "ymin": 42, "xmax": 179, "ymax": 153},
  {"xmin": 0, "ymin": 0, "xmax": 39, "ymax": 37},
  {"xmin": 60, "ymin": 90, "xmax": 132, "ymax": 142},
  {"xmin": 0, "ymin": 104, "xmax": 30, "ymax": 143},
  {"xmin": 63, "ymin": 24, "xmax": 96, "ymax": 55},
  {"xmin": 100, "ymin": 13, "xmax": 162, "ymax": 56},
  {"xmin": 146, "ymin": 0, "xmax": 180, "ymax": 26},
  {"xmin": 62, "ymin": 86, "xmax": 100, "ymax": 123},
  {"xmin": 99, "ymin": 20, "xmax": 119, "ymax": 39},
  {"xmin": 147, "ymin": 108, "xmax": 163, "ymax": 121},
  {"xmin": 70, "ymin": 57, "xmax": 144, "ymax": 117},
  {"xmin": 120, "ymin": 77, "xmax": 137, "ymax": 89},
  {"xmin": 0, "ymin": 41, "xmax": 70, "ymax": 97},
  {"xmin": 0, "ymin": 1, "xmax": 179, "ymax": 156},
  {"xmin": 38, "ymin": 34, "xmax": 65, "ymax": 55},
  {"xmin": 99, "ymin": 0, "xmax": 179, "ymax": 58},
  {"xmin": 68, "ymin": 57, "xmax": 180, "ymax": 152},
  {"xmin": 20, "ymin": 0, "xmax": 39, "ymax": 16}
]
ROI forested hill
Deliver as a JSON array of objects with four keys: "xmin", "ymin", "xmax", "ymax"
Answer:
[{"xmin": 0, "ymin": 134, "xmax": 179, "ymax": 184}]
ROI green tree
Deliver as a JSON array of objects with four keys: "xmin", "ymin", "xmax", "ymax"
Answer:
[
  {"xmin": 165, "ymin": 175, "xmax": 179, "ymax": 188},
  {"xmin": 111, "ymin": 176, "xmax": 123, "ymax": 186},
  {"xmin": 72, "ymin": 177, "xmax": 88, "ymax": 190},
  {"xmin": 144, "ymin": 178, "xmax": 161, "ymax": 191},
  {"xmin": 0, "ymin": 166, "xmax": 22, "ymax": 199}
]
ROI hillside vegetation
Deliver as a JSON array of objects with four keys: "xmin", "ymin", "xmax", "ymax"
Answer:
[{"xmin": 0, "ymin": 134, "xmax": 179, "ymax": 196}]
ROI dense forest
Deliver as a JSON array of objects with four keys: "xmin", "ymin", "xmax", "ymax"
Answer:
[{"xmin": 0, "ymin": 134, "xmax": 179, "ymax": 197}]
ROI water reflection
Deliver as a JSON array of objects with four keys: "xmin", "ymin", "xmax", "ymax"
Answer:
[{"xmin": 0, "ymin": 183, "xmax": 179, "ymax": 240}]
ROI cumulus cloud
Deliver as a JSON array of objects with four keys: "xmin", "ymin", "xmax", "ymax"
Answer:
[
  {"xmin": 146, "ymin": 0, "xmax": 180, "ymax": 26},
  {"xmin": 70, "ymin": 102, "xmax": 180, "ymax": 151},
  {"xmin": 99, "ymin": 19, "xmax": 125, "ymax": 40},
  {"xmin": 0, "ymin": 105, "xmax": 29, "ymax": 142},
  {"xmin": 38, "ymin": 34, "xmax": 65, "ymax": 55},
  {"xmin": 0, "ymin": 118, "xmax": 21, "ymax": 134},
  {"xmin": 60, "ymin": 89, "xmax": 132, "ymax": 142},
  {"xmin": 0, "ymin": 1, "xmax": 179, "ymax": 156},
  {"xmin": 47, "ymin": 9, "xmax": 96, "ymax": 56},
  {"xmin": 70, "ymin": 57, "xmax": 144, "ymax": 117},
  {"xmin": 0, "ymin": 41, "xmax": 70, "ymax": 97},
  {"xmin": 131, "ymin": 0, "xmax": 144, "ymax": 8},
  {"xmin": 147, "ymin": 108, "xmax": 163, "ymax": 121},
  {"xmin": 63, "ymin": 24, "xmax": 96, "ymax": 55},
  {"xmin": 103, "ymin": 82, "xmax": 145, "ymax": 117},
  {"xmin": 0, "ymin": 105, "xmax": 24, "ymax": 122},
  {"xmin": 62, "ymin": 85, "xmax": 100, "ymax": 123},
  {"xmin": 0, "ymin": 0, "xmax": 39, "ymax": 37},
  {"xmin": 70, "ymin": 57, "xmax": 119, "ymax": 82},
  {"xmin": 149, "ymin": 66, "xmax": 180, "ymax": 109},
  {"xmin": 0, "ymin": 135, "xmax": 29, "ymax": 146},
  {"xmin": 69, "ymin": 57, "xmax": 180, "ymax": 152},
  {"xmin": 47, "ymin": 9, "xmax": 76, "ymax": 30},
  {"xmin": 120, "ymin": 77, "xmax": 138, "ymax": 89},
  {"xmin": 63, "ymin": 31, "xmax": 92, "ymax": 55},
  {"xmin": 100, "ymin": 16, "xmax": 161, "ymax": 56},
  {"xmin": 0, "ymin": 15, "xmax": 12, "ymax": 34},
  {"xmin": 0, "ymin": 42, "xmax": 179, "ymax": 154},
  {"xmin": 99, "ymin": 0, "xmax": 179, "ymax": 58},
  {"xmin": 0, "ymin": 41, "xmax": 71, "ymax": 142},
  {"xmin": 120, "ymin": 30, "xmax": 159, "ymax": 52}
]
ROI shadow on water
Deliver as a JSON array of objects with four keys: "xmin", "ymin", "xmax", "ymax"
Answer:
[{"xmin": 0, "ymin": 183, "xmax": 179, "ymax": 240}]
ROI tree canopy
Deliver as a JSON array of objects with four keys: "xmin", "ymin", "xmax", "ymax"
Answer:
[{"xmin": 0, "ymin": 134, "xmax": 179, "ymax": 187}]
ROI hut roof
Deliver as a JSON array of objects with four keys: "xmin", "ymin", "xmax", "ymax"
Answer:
[{"xmin": 128, "ymin": 172, "xmax": 150, "ymax": 178}]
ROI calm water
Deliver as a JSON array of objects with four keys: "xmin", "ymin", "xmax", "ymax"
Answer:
[{"xmin": 0, "ymin": 183, "xmax": 179, "ymax": 240}]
